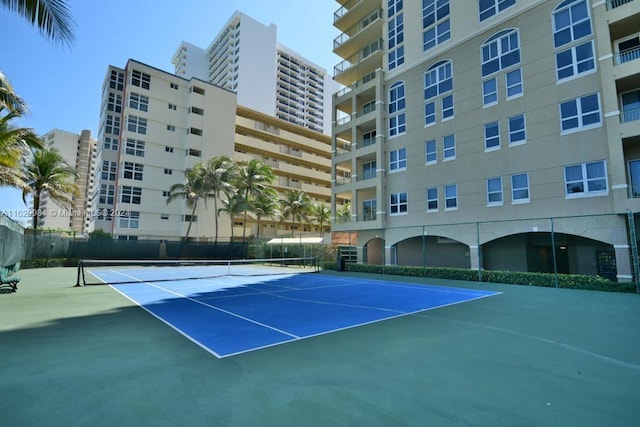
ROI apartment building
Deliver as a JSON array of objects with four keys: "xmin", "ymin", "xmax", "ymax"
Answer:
[
  {"xmin": 34, "ymin": 129, "xmax": 96, "ymax": 233},
  {"xmin": 172, "ymin": 11, "xmax": 340, "ymax": 135},
  {"xmin": 331, "ymin": 0, "xmax": 640, "ymax": 281},
  {"xmin": 92, "ymin": 59, "xmax": 340, "ymax": 241}
]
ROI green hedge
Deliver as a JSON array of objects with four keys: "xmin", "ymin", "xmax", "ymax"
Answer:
[
  {"xmin": 322, "ymin": 262, "xmax": 636, "ymax": 293},
  {"xmin": 20, "ymin": 258, "xmax": 79, "ymax": 269}
]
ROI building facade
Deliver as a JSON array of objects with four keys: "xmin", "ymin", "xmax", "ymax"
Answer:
[
  {"xmin": 92, "ymin": 59, "xmax": 341, "ymax": 241},
  {"xmin": 172, "ymin": 11, "xmax": 340, "ymax": 135},
  {"xmin": 34, "ymin": 129, "xmax": 96, "ymax": 233},
  {"xmin": 331, "ymin": 0, "xmax": 640, "ymax": 281}
]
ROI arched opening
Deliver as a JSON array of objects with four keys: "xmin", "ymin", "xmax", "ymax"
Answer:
[{"xmin": 395, "ymin": 235, "xmax": 470, "ymax": 268}]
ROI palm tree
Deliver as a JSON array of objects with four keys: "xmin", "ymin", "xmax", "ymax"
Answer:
[
  {"xmin": 0, "ymin": 72, "xmax": 28, "ymax": 114},
  {"xmin": 204, "ymin": 155, "xmax": 235, "ymax": 245},
  {"xmin": 1, "ymin": 0, "xmax": 76, "ymax": 46},
  {"xmin": 279, "ymin": 189, "xmax": 312, "ymax": 237},
  {"xmin": 250, "ymin": 188, "xmax": 278, "ymax": 238},
  {"xmin": 336, "ymin": 203, "xmax": 351, "ymax": 223},
  {"xmin": 311, "ymin": 203, "xmax": 331, "ymax": 241},
  {"xmin": 166, "ymin": 163, "xmax": 208, "ymax": 241},
  {"xmin": 235, "ymin": 159, "xmax": 275, "ymax": 241},
  {"xmin": 0, "ymin": 107, "xmax": 42, "ymax": 188},
  {"xmin": 21, "ymin": 145, "xmax": 79, "ymax": 233},
  {"xmin": 218, "ymin": 192, "xmax": 249, "ymax": 243}
]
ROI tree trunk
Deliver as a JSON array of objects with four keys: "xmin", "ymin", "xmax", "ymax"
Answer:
[
  {"xmin": 32, "ymin": 192, "xmax": 40, "ymax": 234},
  {"xmin": 185, "ymin": 201, "xmax": 197, "ymax": 240}
]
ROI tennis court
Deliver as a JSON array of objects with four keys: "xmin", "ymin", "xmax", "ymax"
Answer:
[
  {"xmin": 86, "ymin": 261, "xmax": 499, "ymax": 357},
  {"xmin": 2, "ymin": 266, "xmax": 639, "ymax": 426}
]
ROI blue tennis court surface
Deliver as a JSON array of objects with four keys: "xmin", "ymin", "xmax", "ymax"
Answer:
[{"xmin": 90, "ymin": 269, "xmax": 500, "ymax": 358}]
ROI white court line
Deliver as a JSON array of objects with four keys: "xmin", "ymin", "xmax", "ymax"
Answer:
[{"xmin": 108, "ymin": 269, "xmax": 300, "ymax": 340}]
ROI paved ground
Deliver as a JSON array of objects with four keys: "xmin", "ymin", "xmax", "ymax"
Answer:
[{"xmin": 1, "ymin": 267, "xmax": 639, "ymax": 426}]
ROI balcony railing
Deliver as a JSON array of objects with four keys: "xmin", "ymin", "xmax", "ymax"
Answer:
[
  {"xmin": 333, "ymin": 8, "xmax": 383, "ymax": 50},
  {"xmin": 361, "ymin": 212, "xmax": 377, "ymax": 221},
  {"xmin": 607, "ymin": 0, "xmax": 634, "ymax": 9},
  {"xmin": 622, "ymin": 106, "xmax": 640, "ymax": 123},
  {"xmin": 358, "ymin": 171, "xmax": 376, "ymax": 181},
  {"xmin": 615, "ymin": 46, "xmax": 640, "ymax": 65},
  {"xmin": 335, "ymin": 176, "xmax": 352, "ymax": 185},
  {"xmin": 334, "ymin": 39, "xmax": 384, "ymax": 76}
]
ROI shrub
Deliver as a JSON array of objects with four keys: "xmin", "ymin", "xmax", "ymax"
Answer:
[{"xmin": 324, "ymin": 263, "xmax": 635, "ymax": 293}]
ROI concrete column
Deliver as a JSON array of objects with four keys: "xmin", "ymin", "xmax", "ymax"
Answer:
[
  {"xmin": 469, "ymin": 245, "xmax": 481, "ymax": 270},
  {"xmin": 614, "ymin": 244, "xmax": 633, "ymax": 282}
]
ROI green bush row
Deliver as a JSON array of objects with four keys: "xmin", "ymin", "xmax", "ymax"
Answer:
[
  {"xmin": 321, "ymin": 262, "xmax": 636, "ymax": 293},
  {"xmin": 21, "ymin": 258, "xmax": 79, "ymax": 269}
]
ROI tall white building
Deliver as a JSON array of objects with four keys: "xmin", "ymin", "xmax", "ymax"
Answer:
[
  {"xmin": 172, "ymin": 11, "xmax": 340, "ymax": 135},
  {"xmin": 35, "ymin": 129, "xmax": 96, "ymax": 233},
  {"xmin": 92, "ymin": 60, "xmax": 237, "ymax": 240}
]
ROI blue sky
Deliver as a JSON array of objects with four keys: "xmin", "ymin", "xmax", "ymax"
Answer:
[{"xmin": 0, "ymin": 0, "xmax": 340, "ymax": 221}]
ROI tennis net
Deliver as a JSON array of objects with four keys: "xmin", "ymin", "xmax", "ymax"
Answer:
[{"xmin": 75, "ymin": 257, "xmax": 319, "ymax": 286}]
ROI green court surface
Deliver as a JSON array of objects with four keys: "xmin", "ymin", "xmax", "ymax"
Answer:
[{"xmin": 1, "ymin": 267, "xmax": 639, "ymax": 426}]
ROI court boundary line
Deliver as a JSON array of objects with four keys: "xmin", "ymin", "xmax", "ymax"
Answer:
[{"xmin": 91, "ymin": 269, "xmax": 500, "ymax": 358}]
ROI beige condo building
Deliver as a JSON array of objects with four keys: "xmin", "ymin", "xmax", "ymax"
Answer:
[
  {"xmin": 331, "ymin": 0, "xmax": 640, "ymax": 281},
  {"xmin": 92, "ymin": 59, "xmax": 339, "ymax": 241}
]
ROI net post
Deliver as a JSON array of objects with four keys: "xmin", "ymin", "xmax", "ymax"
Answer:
[{"xmin": 75, "ymin": 259, "xmax": 84, "ymax": 287}]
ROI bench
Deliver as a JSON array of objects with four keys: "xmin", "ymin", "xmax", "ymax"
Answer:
[{"xmin": 0, "ymin": 271, "xmax": 19, "ymax": 293}]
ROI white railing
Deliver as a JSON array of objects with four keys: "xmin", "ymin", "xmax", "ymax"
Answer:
[
  {"xmin": 607, "ymin": 0, "xmax": 634, "ymax": 10},
  {"xmin": 615, "ymin": 46, "xmax": 640, "ymax": 65}
]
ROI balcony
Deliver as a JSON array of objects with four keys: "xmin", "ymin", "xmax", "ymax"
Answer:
[
  {"xmin": 334, "ymin": 0, "xmax": 379, "ymax": 32},
  {"xmin": 622, "ymin": 106, "xmax": 640, "ymax": 123},
  {"xmin": 334, "ymin": 39, "xmax": 384, "ymax": 86},
  {"xmin": 607, "ymin": 0, "xmax": 635, "ymax": 9},
  {"xmin": 615, "ymin": 45, "xmax": 640, "ymax": 65},
  {"xmin": 333, "ymin": 9, "xmax": 383, "ymax": 58}
]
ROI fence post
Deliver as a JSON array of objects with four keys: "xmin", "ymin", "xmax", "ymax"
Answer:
[
  {"xmin": 626, "ymin": 211, "xmax": 639, "ymax": 292},
  {"xmin": 550, "ymin": 217, "xmax": 559, "ymax": 288}
]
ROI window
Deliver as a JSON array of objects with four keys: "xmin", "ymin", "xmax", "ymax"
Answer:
[
  {"xmin": 483, "ymin": 78, "xmax": 497, "ymax": 106},
  {"xmin": 362, "ymin": 161, "xmax": 376, "ymax": 180},
  {"xmin": 481, "ymin": 29, "xmax": 520, "ymax": 77},
  {"xmin": 129, "ymin": 93, "xmax": 148, "ymax": 112},
  {"xmin": 427, "ymin": 187, "xmax": 438, "ymax": 211},
  {"xmin": 123, "ymin": 162, "xmax": 143, "ymax": 181},
  {"xmin": 442, "ymin": 95, "xmax": 454, "ymax": 119},
  {"xmin": 125, "ymin": 139, "xmax": 145, "ymax": 157},
  {"xmin": 479, "ymin": 0, "xmax": 516, "ymax": 22},
  {"xmin": 107, "ymin": 92, "xmax": 122, "ymax": 113},
  {"xmin": 127, "ymin": 116, "xmax": 147, "ymax": 134},
  {"xmin": 388, "ymin": 0, "xmax": 404, "ymax": 70},
  {"xmin": 182, "ymin": 214, "xmax": 198, "ymax": 222},
  {"xmin": 120, "ymin": 186, "xmax": 142, "ymax": 204},
  {"xmin": 187, "ymin": 148, "xmax": 202, "ymax": 157},
  {"xmin": 119, "ymin": 211, "xmax": 140, "ymax": 229},
  {"xmin": 389, "ymin": 148, "xmax": 407, "ymax": 172},
  {"xmin": 191, "ymin": 107, "xmax": 204, "ymax": 115},
  {"xmin": 170, "ymin": 82, "xmax": 178, "ymax": 90},
  {"xmin": 485, "ymin": 121, "xmax": 500, "ymax": 150},
  {"xmin": 505, "ymin": 68, "xmax": 523, "ymax": 98},
  {"xmin": 165, "ymin": 146, "xmax": 174, "ymax": 153},
  {"xmin": 445, "ymin": 184, "xmax": 457, "ymax": 209},
  {"xmin": 511, "ymin": 173, "xmax": 529, "ymax": 203},
  {"xmin": 424, "ymin": 60, "xmax": 453, "ymax": 123},
  {"xmin": 362, "ymin": 130, "xmax": 376, "ymax": 147},
  {"xmin": 487, "ymin": 177, "xmax": 503, "ymax": 205},
  {"xmin": 390, "ymin": 192, "xmax": 408, "ymax": 215},
  {"xmin": 553, "ymin": 0, "xmax": 591, "ymax": 49},
  {"xmin": 425, "ymin": 102, "xmax": 436, "ymax": 126},
  {"xmin": 423, "ymin": 0, "xmax": 451, "ymax": 52},
  {"xmin": 104, "ymin": 136, "xmax": 118, "ymax": 151},
  {"xmin": 555, "ymin": 40, "xmax": 595, "ymax": 81},
  {"xmin": 425, "ymin": 140, "xmax": 437, "ymax": 164},
  {"xmin": 621, "ymin": 90, "xmax": 640, "ymax": 123},
  {"xmin": 443, "ymin": 134, "xmax": 455, "ymax": 160},
  {"xmin": 110, "ymin": 70, "xmax": 124, "ymax": 91},
  {"xmin": 131, "ymin": 70, "xmax": 150, "ymax": 89},
  {"xmin": 564, "ymin": 161, "xmax": 607, "ymax": 197},
  {"xmin": 508, "ymin": 114, "xmax": 526, "ymax": 145},
  {"xmin": 105, "ymin": 115, "xmax": 120, "ymax": 135},
  {"xmin": 99, "ymin": 184, "xmax": 115, "ymax": 204},
  {"xmin": 389, "ymin": 82, "xmax": 406, "ymax": 137},
  {"xmin": 559, "ymin": 93, "xmax": 601, "ymax": 133},
  {"xmin": 363, "ymin": 199, "xmax": 377, "ymax": 221},
  {"xmin": 189, "ymin": 127, "xmax": 203, "ymax": 136},
  {"xmin": 192, "ymin": 86, "xmax": 205, "ymax": 95},
  {"xmin": 168, "ymin": 103, "xmax": 177, "ymax": 110},
  {"xmin": 164, "ymin": 169, "xmax": 173, "ymax": 175},
  {"xmin": 161, "ymin": 213, "xmax": 169, "ymax": 220},
  {"xmin": 101, "ymin": 161, "xmax": 117, "ymax": 181},
  {"xmin": 167, "ymin": 124, "xmax": 175, "ymax": 132}
]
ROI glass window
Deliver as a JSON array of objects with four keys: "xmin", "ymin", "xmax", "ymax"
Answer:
[
  {"xmin": 564, "ymin": 160, "xmax": 607, "ymax": 197},
  {"xmin": 479, "ymin": 0, "xmax": 516, "ymax": 22},
  {"xmin": 555, "ymin": 40, "xmax": 595, "ymax": 81},
  {"xmin": 483, "ymin": 78, "xmax": 497, "ymax": 106},
  {"xmin": 125, "ymin": 139, "xmax": 145, "ymax": 157},
  {"xmin": 389, "ymin": 82, "xmax": 406, "ymax": 137},
  {"xmin": 443, "ymin": 134, "xmax": 455, "ymax": 159},
  {"xmin": 119, "ymin": 211, "xmax": 140, "ymax": 229},
  {"xmin": 508, "ymin": 114, "xmax": 526, "ymax": 145},
  {"xmin": 425, "ymin": 139, "xmax": 437, "ymax": 164},
  {"xmin": 445, "ymin": 184, "xmax": 457, "ymax": 209},
  {"xmin": 560, "ymin": 93, "xmax": 601, "ymax": 133},
  {"xmin": 506, "ymin": 68, "xmax": 523, "ymax": 98},
  {"xmin": 481, "ymin": 29, "xmax": 520, "ymax": 77},
  {"xmin": 427, "ymin": 187, "xmax": 438, "ymax": 211},
  {"xmin": 487, "ymin": 177, "xmax": 503, "ymax": 205},
  {"xmin": 129, "ymin": 93, "xmax": 149, "ymax": 112},
  {"xmin": 131, "ymin": 70, "xmax": 150, "ymax": 89},
  {"xmin": 553, "ymin": 0, "xmax": 591, "ymax": 48},
  {"xmin": 390, "ymin": 192, "xmax": 408, "ymax": 215},
  {"xmin": 390, "ymin": 148, "xmax": 407, "ymax": 171},
  {"xmin": 511, "ymin": 173, "xmax": 529, "ymax": 202},
  {"xmin": 120, "ymin": 186, "xmax": 142, "ymax": 204},
  {"xmin": 485, "ymin": 121, "xmax": 500, "ymax": 150}
]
